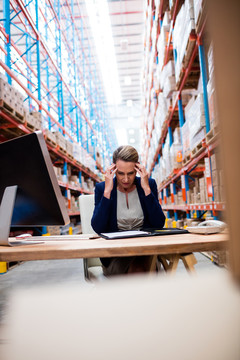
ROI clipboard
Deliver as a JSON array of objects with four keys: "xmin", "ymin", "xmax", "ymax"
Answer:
[{"xmin": 100, "ymin": 228, "xmax": 189, "ymax": 240}]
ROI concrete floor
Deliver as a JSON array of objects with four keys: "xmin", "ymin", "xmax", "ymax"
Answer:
[{"xmin": 0, "ymin": 253, "xmax": 226, "ymax": 325}]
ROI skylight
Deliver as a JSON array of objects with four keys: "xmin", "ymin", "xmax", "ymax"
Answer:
[{"xmin": 85, "ymin": 0, "xmax": 122, "ymax": 105}]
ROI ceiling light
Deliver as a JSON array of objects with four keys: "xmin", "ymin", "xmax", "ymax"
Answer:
[
  {"xmin": 128, "ymin": 116, "xmax": 134, "ymax": 122},
  {"xmin": 85, "ymin": 0, "xmax": 122, "ymax": 105},
  {"xmin": 129, "ymin": 138, "xmax": 136, "ymax": 144},
  {"xmin": 116, "ymin": 128, "xmax": 128, "ymax": 145},
  {"xmin": 124, "ymin": 76, "xmax": 132, "ymax": 85},
  {"xmin": 128, "ymin": 129, "xmax": 135, "ymax": 135},
  {"xmin": 127, "ymin": 100, "xmax": 133, "ymax": 107}
]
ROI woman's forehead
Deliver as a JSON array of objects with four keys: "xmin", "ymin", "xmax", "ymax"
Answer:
[{"xmin": 116, "ymin": 160, "xmax": 136, "ymax": 172}]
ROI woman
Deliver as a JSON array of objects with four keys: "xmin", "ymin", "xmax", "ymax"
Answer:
[{"xmin": 91, "ymin": 145, "xmax": 165, "ymax": 276}]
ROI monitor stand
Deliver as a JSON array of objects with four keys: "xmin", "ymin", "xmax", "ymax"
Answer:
[{"xmin": 0, "ymin": 186, "xmax": 43, "ymax": 247}]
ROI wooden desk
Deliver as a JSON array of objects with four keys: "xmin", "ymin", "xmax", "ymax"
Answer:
[{"xmin": 0, "ymin": 233, "xmax": 229, "ymax": 263}]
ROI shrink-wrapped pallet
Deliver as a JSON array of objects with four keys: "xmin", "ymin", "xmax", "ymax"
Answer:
[{"xmin": 173, "ymin": 0, "xmax": 195, "ymax": 84}]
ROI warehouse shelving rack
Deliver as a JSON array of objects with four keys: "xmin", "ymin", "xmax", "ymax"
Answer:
[
  {"xmin": 0, "ymin": 0, "xmax": 116, "ymax": 238},
  {"xmin": 142, "ymin": 0, "xmax": 223, "ymax": 224},
  {"xmin": 0, "ymin": 0, "xmax": 117, "ymax": 227}
]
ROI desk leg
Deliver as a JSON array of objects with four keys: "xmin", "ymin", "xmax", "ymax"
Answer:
[
  {"xmin": 149, "ymin": 255, "xmax": 158, "ymax": 272},
  {"xmin": 180, "ymin": 253, "xmax": 197, "ymax": 273},
  {"xmin": 158, "ymin": 255, "xmax": 180, "ymax": 274},
  {"xmin": 158, "ymin": 254, "xmax": 197, "ymax": 274},
  {"xmin": 168, "ymin": 255, "xmax": 180, "ymax": 274}
]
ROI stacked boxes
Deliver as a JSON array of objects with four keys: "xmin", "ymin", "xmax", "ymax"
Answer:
[
  {"xmin": 173, "ymin": 0, "xmax": 195, "ymax": 83},
  {"xmin": 54, "ymin": 163, "xmax": 95, "ymax": 194},
  {"xmin": 181, "ymin": 120, "xmax": 190, "ymax": 157},
  {"xmin": 69, "ymin": 175, "xmax": 79, "ymax": 186},
  {"xmin": 193, "ymin": 178, "xmax": 201, "ymax": 204},
  {"xmin": 81, "ymin": 148, "xmax": 96, "ymax": 173},
  {"xmin": 211, "ymin": 152, "xmax": 225, "ymax": 202},
  {"xmin": 53, "ymin": 166, "xmax": 63, "ymax": 182},
  {"xmin": 199, "ymin": 176, "xmax": 208, "ymax": 203},
  {"xmin": 170, "ymin": 127, "xmax": 182, "ymax": 169},
  {"xmin": 162, "ymin": 135, "xmax": 172, "ymax": 177},
  {"xmin": 72, "ymin": 143, "xmax": 97, "ymax": 174},
  {"xmin": 155, "ymin": 93, "xmax": 168, "ymax": 132},
  {"xmin": 184, "ymin": 93, "xmax": 206, "ymax": 151},
  {"xmin": 12, "ymin": 87, "xmax": 24, "ymax": 119},
  {"xmin": 66, "ymin": 140, "xmax": 74, "ymax": 159},
  {"xmin": 44, "ymin": 128, "xmax": 57, "ymax": 147},
  {"xmin": 80, "ymin": 175, "xmax": 95, "ymax": 192},
  {"xmin": 176, "ymin": 191, "xmax": 184, "ymax": 205},
  {"xmin": 54, "ymin": 131, "xmax": 67, "ymax": 153},
  {"xmin": 0, "ymin": 75, "xmax": 25, "ymax": 119},
  {"xmin": 30, "ymin": 111, "xmax": 43, "ymax": 129},
  {"xmin": 70, "ymin": 196, "xmax": 79, "ymax": 213},
  {"xmin": 46, "ymin": 226, "xmax": 62, "ymax": 236},
  {"xmin": 207, "ymin": 44, "xmax": 218, "ymax": 129},
  {"xmin": 0, "ymin": 77, "xmax": 13, "ymax": 108},
  {"xmin": 160, "ymin": 60, "xmax": 176, "ymax": 98},
  {"xmin": 157, "ymin": 11, "xmax": 171, "ymax": 71},
  {"xmin": 73, "ymin": 143, "xmax": 81, "ymax": 163},
  {"xmin": 24, "ymin": 111, "xmax": 43, "ymax": 130}
]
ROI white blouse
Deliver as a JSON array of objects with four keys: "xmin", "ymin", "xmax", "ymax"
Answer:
[{"xmin": 117, "ymin": 188, "xmax": 144, "ymax": 230}]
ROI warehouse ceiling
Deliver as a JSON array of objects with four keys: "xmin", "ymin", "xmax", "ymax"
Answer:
[
  {"xmin": 107, "ymin": 0, "xmax": 145, "ymax": 152},
  {"xmin": 79, "ymin": 0, "xmax": 145, "ymax": 152}
]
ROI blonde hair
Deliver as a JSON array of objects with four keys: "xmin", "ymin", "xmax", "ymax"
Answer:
[{"xmin": 112, "ymin": 145, "xmax": 139, "ymax": 164}]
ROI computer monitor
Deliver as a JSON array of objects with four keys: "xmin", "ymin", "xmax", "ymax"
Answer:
[{"xmin": 0, "ymin": 131, "xmax": 70, "ymax": 246}]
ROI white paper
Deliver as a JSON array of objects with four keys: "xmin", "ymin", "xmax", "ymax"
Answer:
[{"xmin": 100, "ymin": 230, "xmax": 149, "ymax": 239}]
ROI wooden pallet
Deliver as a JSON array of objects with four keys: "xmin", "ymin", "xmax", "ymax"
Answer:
[
  {"xmin": 0, "ymin": 99, "xmax": 14, "ymax": 113},
  {"xmin": 183, "ymin": 152, "xmax": 191, "ymax": 165},
  {"xmin": 25, "ymin": 120, "xmax": 36, "ymax": 131},
  {"xmin": 45, "ymin": 137, "xmax": 57, "ymax": 148},
  {"xmin": 175, "ymin": 68, "xmax": 185, "ymax": 90},
  {"xmin": 206, "ymin": 126, "xmax": 219, "ymax": 145},
  {"xmin": 58, "ymin": 146, "xmax": 67, "ymax": 156},
  {"xmin": 191, "ymin": 140, "xmax": 204, "ymax": 158},
  {"xmin": 44, "ymin": 129, "xmax": 57, "ymax": 148},
  {"xmin": 67, "ymin": 152, "xmax": 74, "ymax": 161},
  {"xmin": 75, "ymin": 160, "xmax": 82, "ymax": 168},
  {"xmin": 15, "ymin": 108, "xmax": 24, "ymax": 122},
  {"xmin": 183, "ymin": 31, "xmax": 197, "ymax": 68},
  {"xmin": 0, "ymin": 99, "xmax": 25, "ymax": 124}
]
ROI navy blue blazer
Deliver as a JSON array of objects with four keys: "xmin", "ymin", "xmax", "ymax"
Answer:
[{"xmin": 91, "ymin": 176, "xmax": 165, "ymax": 234}]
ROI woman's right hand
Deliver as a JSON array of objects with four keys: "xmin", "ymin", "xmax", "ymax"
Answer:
[{"xmin": 104, "ymin": 164, "xmax": 117, "ymax": 199}]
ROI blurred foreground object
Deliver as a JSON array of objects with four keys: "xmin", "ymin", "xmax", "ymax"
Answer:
[
  {"xmin": 207, "ymin": 0, "xmax": 240, "ymax": 283},
  {"xmin": 1, "ymin": 272, "xmax": 240, "ymax": 360}
]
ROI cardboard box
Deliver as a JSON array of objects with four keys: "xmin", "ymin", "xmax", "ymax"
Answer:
[
  {"xmin": 211, "ymin": 169, "xmax": 220, "ymax": 187},
  {"xmin": 176, "ymin": 220, "xmax": 184, "ymax": 228},
  {"xmin": 219, "ymin": 169, "xmax": 224, "ymax": 186},
  {"xmin": 210, "ymin": 154, "xmax": 217, "ymax": 170},
  {"xmin": 213, "ymin": 186, "xmax": 221, "ymax": 202},
  {"xmin": 220, "ymin": 186, "xmax": 226, "ymax": 202},
  {"xmin": 47, "ymin": 226, "xmax": 62, "ymax": 235}
]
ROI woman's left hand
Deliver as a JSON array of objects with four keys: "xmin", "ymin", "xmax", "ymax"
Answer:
[{"xmin": 134, "ymin": 163, "xmax": 151, "ymax": 196}]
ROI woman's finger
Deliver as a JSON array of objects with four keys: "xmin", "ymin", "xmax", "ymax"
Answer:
[{"xmin": 106, "ymin": 164, "xmax": 116, "ymax": 173}]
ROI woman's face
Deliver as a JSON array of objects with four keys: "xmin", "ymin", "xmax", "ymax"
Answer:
[{"xmin": 115, "ymin": 160, "xmax": 136, "ymax": 191}]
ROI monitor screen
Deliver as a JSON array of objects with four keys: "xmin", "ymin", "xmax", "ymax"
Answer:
[{"xmin": 0, "ymin": 131, "xmax": 70, "ymax": 245}]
